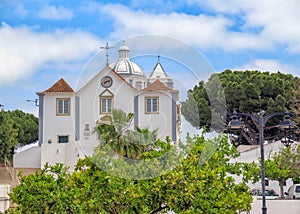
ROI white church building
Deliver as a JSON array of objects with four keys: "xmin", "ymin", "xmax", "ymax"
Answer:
[{"xmin": 14, "ymin": 42, "xmax": 181, "ymax": 169}]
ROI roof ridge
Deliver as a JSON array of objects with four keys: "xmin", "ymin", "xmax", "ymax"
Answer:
[
  {"xmin": 149, "ymin": 61, "xmax": 168, "ymax": 78},
  {"xmin": 44, "ymin": 78, "xmax": 74, "ymax": 93},
  {"xmin": 143, "ymin": 79, "xmax": 173, "ymax": 91}
]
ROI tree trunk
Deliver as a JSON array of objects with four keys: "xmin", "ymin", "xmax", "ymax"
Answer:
[{"xmin": 279, "ymin": 182, "xmax": 284, "ymax": 199}]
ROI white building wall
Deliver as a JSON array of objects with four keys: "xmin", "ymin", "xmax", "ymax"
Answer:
[
  {"xmin": 13, "ymin": 147, "xmax": 41, "ymax": 168},
  {"xmin": 138, "ymin": 91, "xmax": 172, "ymax": 141},
  {"xmin": 41, "ymin": 140, "xmax": 79, "ymax": 169},
  {"xmin": 121, "ymin": 75, "xmax": 148, "ymax": 90},
  {"xmin": 76, "ymin": 68, "xmax": 136, "ymax": 156},
  {"xmin": 65, "ymin": 141, "xmax": 80, "ymax": 168},
  {"xmin": 43, "ymin": 93, "xmax": 75, "ymax": 144},
  {"xmin": 41, "ymin": 93, "xmax": 75, "ymax": 167},
  {"xmin": 241, "ymin": 199, "xmax": 300, "ymax": 214},
  {"xmin": 41, "ymin": 141, "xmax": 66, "ymax": 167},
  {"xmin": 0, "ymin": 185, "xmax": 10, "ymax": 213}
]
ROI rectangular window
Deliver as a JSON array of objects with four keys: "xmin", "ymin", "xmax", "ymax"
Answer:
[
  {"xmin": 100, "ymin": 97, "xmax": 113, "ymax": 113},
  {"xmin": 56, "ymin": 98, "xmax": 70, "ymax": 116},
  {"xmin": 58, "ymin": 135, "xmax": 69, "ymax": 143},
  {"xmin": 145, "ymin": 97, "xmax": 159, "ymax": 113}
]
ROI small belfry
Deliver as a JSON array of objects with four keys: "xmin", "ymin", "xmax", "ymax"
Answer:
[{"xmin": 148, "ymin": 54, "xmax": 174, "ymax": 89}]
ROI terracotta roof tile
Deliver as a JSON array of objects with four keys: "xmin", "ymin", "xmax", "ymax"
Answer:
[
  {"xmin": 44, "ymin": 78, "xmax": 74, "ymax": 93},
  {"xmin": 143, "ymin": 79, "xmax": 174, "ymax": 91}
]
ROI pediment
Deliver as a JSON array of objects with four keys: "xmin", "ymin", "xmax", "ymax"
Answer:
[
  {"xmin": 96, "ymin": 114, "xmax": 112, "ymax": 125},
  {"xmin": 99, "ymin": 89, "xmax": 114, "ymax": 97}
]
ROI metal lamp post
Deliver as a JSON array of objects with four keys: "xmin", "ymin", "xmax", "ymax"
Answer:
[
  {"xmin": 279, "ymin": 112, "xmax": 296, "ymax": 147},
  {"xmin": 227, "ymin": 110, "xmax": 296, "ymax": 214},
  {"xmin": 26, "ymin": 99, "xmax": 39, "ymax": 106}
]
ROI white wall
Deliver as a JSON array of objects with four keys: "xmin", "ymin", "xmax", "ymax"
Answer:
[
  {"xmin": 76, "ymin": 67, "xmax": 136, "ymax": 156},
  {"xmin": 13, "ymin": 147, "xmax": 41, "ymax": 168},
  {"xmin": 41, "ymin": 142, "xmax": 67, "ymax": 167},
  {"xmin": 121, "ymin": 74, "xmax": 147, "ymax": 90},
  {"xmin": 138, "ymin": 91, "xmax": 172, "ymax": 140},
  {"xmin": 41, "ymin": 92, "xmax": 76, "ymax": 168},
  {"xmin": 240, "ymin": 199, "xmax": 300, "ymax": 214},
  {"xmin": 43, "ymin": 93, "xmax": 75, "ymax": 144},
  {"xmin": 41, "ymin": 140, "xmax": 79, "ymax": 169},
  {"xmin": 0, "ymin": 185, "xmax": 10, "ymax": 213}
]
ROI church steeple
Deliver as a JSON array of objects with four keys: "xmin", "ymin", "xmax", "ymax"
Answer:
[{"xmin": 148, "ymin": 55, "xmax": 174, "ymax": 88}]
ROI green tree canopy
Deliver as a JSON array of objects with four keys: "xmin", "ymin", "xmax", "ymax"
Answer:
[
  {"xmin": 181, "ymin": 70, "xmax": 300, "ymax": 144},
  {"xmin": 0, "ymin": 110, "xmax": 38, "ymax": 161},
  {"xmin": 8, "ymin": 133, "xmax": 254, "ymax": 214},
  {"xmin": 265, "ymin": 146, "xmax": 300, "ymax": 198}
]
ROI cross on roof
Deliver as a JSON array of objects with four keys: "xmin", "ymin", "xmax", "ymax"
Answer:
[{"xmin": 100, "ymin": 42, "xmax": 114, "ymax": 65}]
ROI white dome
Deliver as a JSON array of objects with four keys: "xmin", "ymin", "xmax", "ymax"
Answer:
[
  {"xmin": 110, "ymin": 41, "xmax": 146, "ymax": 77},
  {"xmin": 111, "ymin": 60, "xmax": 145, "ymax": 76}
]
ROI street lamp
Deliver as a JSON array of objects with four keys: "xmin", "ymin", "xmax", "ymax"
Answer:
[
  {"xmin": 279, "ymin": 112, "xmax": 296, "ymax": 147},
  {"xmin": 26, "ymin": 99, "xmax": 39, "ymax": 106},
  {"xmin": 227, "ymin": 110, "xmax": 297, "ymax": 214}
]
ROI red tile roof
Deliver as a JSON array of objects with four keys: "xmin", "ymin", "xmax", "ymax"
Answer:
[
  {"xmin": 143, "ymin": 79, "xmax": 175, "ymax": 91},
  {"xmin": 44, "ymin": 78, "xmax": 74, "ymax": 93}
]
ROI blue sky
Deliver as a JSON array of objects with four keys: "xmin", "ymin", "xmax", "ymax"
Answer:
[{"xmin": 1, "ymin": 0, "xmax": 300, "ymax": 115}]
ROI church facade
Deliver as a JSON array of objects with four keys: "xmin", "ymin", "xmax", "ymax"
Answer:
[{"xmin": 34, "ymin": 42, "xmax": 181, "ymax": 168}]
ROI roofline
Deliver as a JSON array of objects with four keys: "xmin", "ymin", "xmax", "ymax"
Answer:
[
  {"xmin": 141, "ymin": 79, "xmax": 178, "ymax": 93},
  {"xmin": 149, "ymin": 61, "xmax": 169, "ymax": 78},
  {"xmin": 36, "ymin": 91, "xmax": 75, "ymax": 95},
  {"xmin": 76, "ymin": 65, "xmax": 137, "ymax": 94},
  {"xmin": 109, "ymin": 65, "xmax": 137, "ymax": 90}
]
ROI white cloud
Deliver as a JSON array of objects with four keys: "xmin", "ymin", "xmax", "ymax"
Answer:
[
  {"xmin": 37, "ymin": 5, "xmax": 74, "ymax": 20},
  {"xmin": 0, "ymin": 23, "xmax": 100, "ymax": 86},
  {"xmin": 191, "ymin": 0, "xmax": 300, "ymax": 54},
  {"xmin": 96, "ymin": 1, "xmax": 300, "ymax": 54},
  {"xmin": 100, "ymin": 4, "xmax": 271, "ymax": 52},
  {"xmin": 234, "ymin": 59, "xmax": 300, "ymax": 76}
]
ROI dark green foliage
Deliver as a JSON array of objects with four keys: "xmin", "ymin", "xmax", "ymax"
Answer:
[
  {"xmin": 9, "ymin": 110, "xmax": 39, "ymax": 146},
  {"xmin": 0, "ymin": 112, "xmax": 18, "ymax": 162},
  {"xmin": 181, "ymin": 70, "xmax": 300, "ymax": 144},
  {"xmin": 181, "ymin": 81, "xmax": 211, "ymax": 128},
  {"xmin": 0, "ymin": 110, "xmax": 38, "ymax": 161},
  {"xmin": 217, "ymin": 70, "xmax": 297, "ymax": 114}
]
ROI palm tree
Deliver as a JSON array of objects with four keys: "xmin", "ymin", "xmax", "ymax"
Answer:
[{"xmin": 95, "ymin": 109, "xmax": 158, "ymax": 159}]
